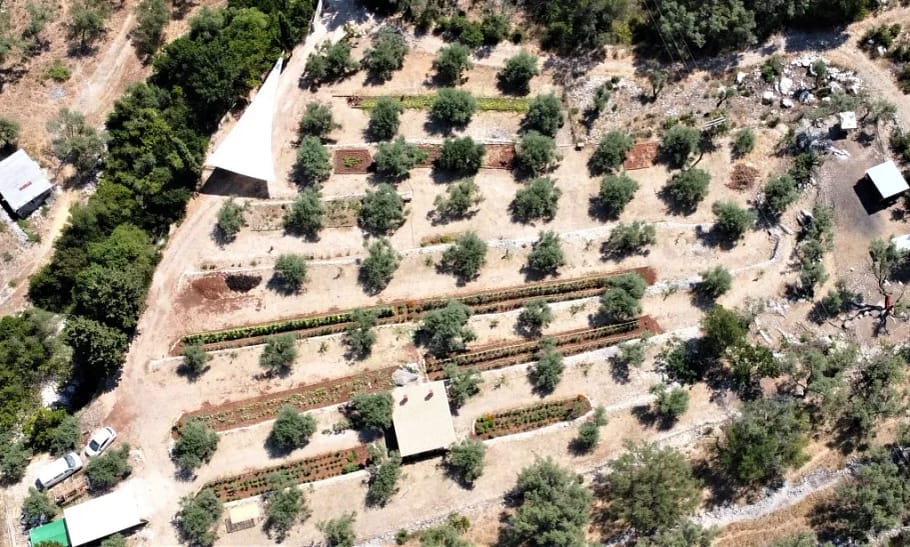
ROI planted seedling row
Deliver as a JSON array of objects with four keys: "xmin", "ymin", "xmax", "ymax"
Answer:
[{"xmin": 472, "ymin": 395, "xmax": 592, "ymax": 440}]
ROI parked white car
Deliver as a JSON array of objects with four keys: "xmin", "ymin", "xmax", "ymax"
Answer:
[
  {"xmin": 84, "ymin": 427, "xmax": 117, "ymax": 458},
  {"xmin": 35, "ymin": 452, "xmax": 82, "ymax": 490}
]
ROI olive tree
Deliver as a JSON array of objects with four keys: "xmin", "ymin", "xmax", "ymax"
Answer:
[
  {"xmin": 663, "ymin": 168, "xmax": 710, "ymax": 213},
  {"xmin": 21, "ymin": 487, "xmax": 57, "ymax": 529},
  {"xmin": 269, "ymin": 405, "xmax": 316, "ymax": 451},
  {"xmin": 573, "ymin": 406, "xmax": 607, "ymax": 453},
  {"xmin": 761, "ymin": 174, "xmax": 799, "ymax": 218},
  {"xmin": 511, "ymin": 177, "xmax": 561, "ymax": 222},
  {"xmin": 359, "ymin": 238, "xmax": 400, "ymax": 294},
  {"xmin": 603, "ymin": 221, "xmax": 656, "ymax": 258},
  {"xmin": 366, "ymin": 449, "xmax": 401, "ymax": 506},
  {"xmin": 265, "ymin": 482, "xmax": 309, "ymax": 540},
  {"xmin": 497, "ymin": 51, "xmax": 539, "ymax": 95},
  {"xmin": 732, "ymin": 128, "xmax": 755, "ymax": 158},
  {"xmin": 176, "ymin": 489, "xmax": 222, "ymax": 547},
  {"xmin": 362, "ymin": 26, "xmax": 407, "ymax": 81},
  {"xmin": 590, "ymin": 130, "xmax": 633, "ymax": 174},
  {"xmin": 445, "ymin": 438, "xmax": 486, "ymax": 486},
  {"xmin": 523, "ymin": 94, "xmax": 564, "ymax": 137},
  {"xmin": 514, "ymin": 131, "xmax": 559, "ymax": 176},
  {"xmin": 712, "ymin": 201, "xmax": 756, "ymax": 243},
  {"xmin": 299, "ymin": 102, "xmax": 339, "ymax": 139},
  {"xmin": 319, "ymin": 512, "xmax": 357, "ymax": 547},
  {"xmin": 284, "ymin": 188, "xmax": 325, "ymax": 239},
  {"xmin": 348, "ymin": 392, "xmax": 393, "ymax": 431},
  {"xmin": 419, "ymin": 300, "xmax": 475, "ymax": 356},
  {"xmin": 433, "ymin": 178, "xmax": 483, "ymax": 220},
  {"xmin": 368, "ymin": 97, "xmax": 403, "ymax": 141},
  {"xmin": 599, "ymin": 272, "xmax": 647, "ymax": 324},
  {"xmin": 661, "ymin": 125, "xmax": 701, "ymax": 168},
  {"xmin": 86, "ymin": 444, "xmax": 132, "ymax": 491},
  {"xmin": 373, "ymin": 136, "xmax": 428, "ymax": 180},
  {"xmin": 433, "ymin": 43, "xmax": 473, "ymax": 84},
  {"xmin": 293, "ymin": 136, "xmax": 332, "ymax": 185},
  {"xmin": 344, "ymin": 309, "xmax": 377, "ymax": 359},
  {"xmin": 359, "ymin": 184, "xmax": 405, "ymax": 234},
  {"xmin": 598, "ymin": 172, "xmax": 639, "ymax": 218},
  {"xmin": 273, "ymin": 254, "xmax": 308, "ymax": 293},
  {"xmin": 430, "ymin": 88, "xmax": 477, "ymax": 127},
  {"xmin": 260, "ymin": 333, "xmax": 298, "ymax": 375},
  {"xmin": 436, "ymin": 136, "xmax": 484, "ymax": 173},
  {"xmin": 696, "ymin": 266, "xmax": 732, "ymax": 299},
  {"xmin": 517, "ymin": 299, "xmax": 552, "ymax": 336},
  {"xmin": 216, "ymin": 198, "xmax": 245, "ymax": 242},
  {"xmin": 440, "ymin": 232, "xmax": 488, "ymax": 282},
  {"xmin": 529, "ymin": 339, "xmax": 564, "ymax": 394},
  {"xmin": 526, "ymin": 230, "xmax": 565, "ymax": 275},
  {"xmin": 47, "ymin": 108, "xmax": 106, "ymax": 176},
  {"xmin": 174, "ymin": 420, "xmax": 219, "ymax": 473},
  {"xmin": 445, "ymin": 365, "xmax": 482, "ymax": 409},
  {"xmin": 650, "ymin": 384, "xmax": 690, "ymax": 425}
]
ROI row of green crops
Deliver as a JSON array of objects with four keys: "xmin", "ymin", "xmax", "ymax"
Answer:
[
  {"xmin": 354, "ymin": 94, "xmax": 532, "ymax": 112},
  {"xmin": 474, "ymin": 395, "xmax": 591, "ymax": 439}
]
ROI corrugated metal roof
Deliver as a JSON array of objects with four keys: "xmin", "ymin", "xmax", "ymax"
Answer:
[{"xmin": 0, "ymin": 149, "xmax": 53, "ymax": 212}]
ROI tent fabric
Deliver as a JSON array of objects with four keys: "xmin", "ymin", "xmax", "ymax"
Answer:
[
  {"xmin": 29, "ymin": 519, "xmax": 71, "ymax": 547},
  {"xmin": 63, "ymin": 483, "xmax": 146, "ymax": 546},
  {"xmin": 207, "ymin": 58, "xmax": 283, "ymax": 182}
]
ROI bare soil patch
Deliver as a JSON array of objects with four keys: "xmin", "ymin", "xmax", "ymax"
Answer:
[
  {"xmin": 623, "ymin": 142, "xmax": 659, "ymax": 170},
  {"xmin": 729, "ymin": 163, "xmax": 760, "ymax": 190},
  {"xmin": 191, "ymin": 274, "xmax": 231, "ymax": 300},
  {"xmin": 333, "ymin": 148, "xmax": 373, "ymax": 174}
]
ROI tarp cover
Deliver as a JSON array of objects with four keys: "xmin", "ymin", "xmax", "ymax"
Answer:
[
  {"xmin": 207, "ymin": 58, "xmax": 282, "ymax": 182},
  {"xmin": 29, "ymin": 519, "xmax": 70, "ymax": 547}
]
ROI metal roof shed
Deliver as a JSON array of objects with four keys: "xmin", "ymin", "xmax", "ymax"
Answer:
[
  {"xmin": 0, "ymin": 149, "xmax": 53, "ymax": 217},
  {"xmin": 29, "ymin": 519, "xmax": 71, "ymax": 547},
  {"xmin": 63, "ymin": 483, "xmax": 147, "ymax": 546},
  {"xmin": 867, "ymin": 160, "xmax": 909, "ymax": 200},
  {"xmin": 391, "ymin": 381, "xmax": 457, "ymax": 457}
]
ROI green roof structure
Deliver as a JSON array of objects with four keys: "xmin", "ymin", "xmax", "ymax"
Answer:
[{"xmin": 28, "ymin": 519, "xmax": 70, "ymax": 547}]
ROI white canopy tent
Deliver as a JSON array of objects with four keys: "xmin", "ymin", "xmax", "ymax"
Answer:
[{"xmin": 207, "ymin": 58, "xmax": 283, "ymax": 184}]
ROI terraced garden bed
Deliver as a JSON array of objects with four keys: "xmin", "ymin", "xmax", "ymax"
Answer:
[
  {"xmin": 178, "ymin": 267, "xmax": 656, "ymax": 353},
  {"xmin": 472, "ymin": 395, "xmax": 591, "ymax": 440},
  {"xmin": 177, "ymin": 367, "xmax": 396, "ymax": 431},
  {"xmin": 345, "ymin": 95, "xmax": 532, "ymax": 112},
  {"xmin": 333, "ymin": 148, "xmax": 373, "ymax": 174},
  {"xmin": 415, "ymin": 143, "xmax": 515, "ymax": 169},
  {"xmin": 426, "ymin": 316, "xmax": 661, "ymax": 379},
  {"xmin": 203, "ymin": 445, "xmax": 369, "ymax": 502}
]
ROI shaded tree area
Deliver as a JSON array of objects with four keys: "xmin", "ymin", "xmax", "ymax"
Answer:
[{"xmin": 28, "ymin": 0, "xmax": 317, "ymax": 404}]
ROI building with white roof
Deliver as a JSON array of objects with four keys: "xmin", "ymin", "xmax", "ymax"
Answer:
[
  {"xmin": 0, "ymin": 149, "xmax": 53, "ymax": 217},
  {"xmin": 866, "ymin": 160, "xmax": 909, "ymax": 201},
  {"xmin": 391, "ymin": 381, "xmax": 457, "ymax": 458},
  {"xmin": 62, "ymin": 482, "xmax": 147, "ymax": 546}
]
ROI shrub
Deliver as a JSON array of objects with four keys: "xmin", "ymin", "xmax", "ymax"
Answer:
[
  {"xmin": 700, "ymin": 305, "xmax": 748, "ymax": 357},
  {"xmin": 732, "ymin": 128, "xmax": 755, "ymax": 157},
  {"xmin": 616, "ymin": 340, "xmax": 647, "ymax": 368},
  {"xmin": 712, "ymin": 201, "xmax": 756, "ymax": 242},
  {"xmin": 661, "ymin": 125, "xmax": 701, "ymax": 168},
  {"xmin": 299, "ymin": 102, "xmax": 339, "ymax": 139},
  {"xmin": 0, "ymin": 440, "xmax": 31, "ymax": 483},
  {"xmin": 177, "ymin": 489, "xmax": 222, "ymax": 547},
  {"xmin": 434, "ymin": 178, "xmax": 483, "ymax": 220},
  {"xmin": 599, "ymin": 272, "xmax": 647, "ymax": 323},
  {"xmin": 216, "ymin": 198, "xmax": 245, "ymax": 241},
  {"xmin": 45, "ymin": 61, "xmax": 72, "ymax": 83},
  {"xmin": 522, "ymin": 94, "xmax": 564, "ymax": 137},
  {"xmin": 269, "ymin": 405, "xmax": 316, "ymax": 451},
  {"xmin": 446, "ymin": 438, "xmax": 486, "ymax": 486},
  {"xmin": 260, "ymin": 333, "xmax": 298, "ymax": 374},
  {"xmin": 305, "ymin": 40, "xmax": 358, "ymax": 83},
  {"xmin": 439, "ymin": 14, "xmax": 483, "ymax": 48},
  {"xmin": 374, "ymin": 136, "xmax": 428, "ymax": 180},
  {"xmin": 433, "ymin": 43, "xmax": 473, "ymax": 84},
  {"xmin": 436, "ymin": 136, "xmax": 484, "ymax": 173},
  {"xmin": 529, "ymin": 339, "xmax": 564, "ymax": 394},
  {"xmin": 440, "ymin": 232, "xmax": 488, "ymax": 281},
  {"xmin": 100, "ymin": 533, "xmax": 127, "ymax": 547},
  {"xmin": 603, "ymin": 221, "xmax": 656, "ymax": 257},
  {"xmin": 174, "ymin": 420, "xmax": 219, "ymax": 472},
  {"xmin": 789, "ymin": 151, "xmax": 821, "ymax": 187},
  {"xmin": 293, "ymin": 136, "xmax": 332, "ymax": 185},
  {"xmin": 517, "ymin": 298, "xmax": 553, "ymax": 336},
  {"xmin": 664, "ymin": 168, "xmax": 710, "ymax": 213},
  {"xmin": 362, "ymin": 27, "xmax": 407, "ymax": 82},
  {"xmin": 359, "ymin": 238, "xmax": 400, "ymax": 294},
  {"xmin": 481, "ymin": 14, "xmax": 509, "ymax": 45},
  {"xmin": 511, "ymin": 177, "xmax": 561, "ymax": 222},
  {"xmin": 265, "ymin": 483, "xmax": 308, "ymax": 540},
  {"xmin": 762, "ymin": 174, "xmax": 799, "ymax": 218},
  {"xmin": 86, "ymin": 444, "xmax": 131, "ymax": 491},
  {"xmin": 430, "ymin": 88, "xmax": 477, "ymax": 126},
  {"xmin": 650, "ymin": 384, "xmax": 689, "ymax": 424},
  {"xmin": 526, "ymin": 230, "xmax": 565, "ymax": 275},
  {"xmin": 21, "ymin": 487, "xmax": 57, "ymax": 529},
  {"xmin": 284, "ymin": 188, "xmax": 325, "ymax": 239},
  {"xmin": 319, "ymin": 512, "xmax": 357, "ymax": 547},
  {"xmin": 359, "ymin": 183, "xmax": 405, "ymax": 234},
  {"xmin": 345, "ymin": 309, "xmax": 377, "ymax": 359},
  {"xmin": 602, "ymin": 442, "xmax": 701, "ymax": 533},
  {"xmin": 497, "ymin": 51, "xmax": 539, "ymax": 95},
  {"xmin": 273, "ymin": 254, "xmax": 308, "ymax": 293},
  {"xmin": 445, "ymin": 365, "xmax": 482, "ymax": 408},
  {"xmin": 590, "ymin": 131, "xmax": 633, "ymax": 174},
  {"xmin": 368, "ymin": 97, "xmax": 403, "ymax": 141},
  {"xmin": 349, "ymin": 392, "xmax": 393, "ymax": 431},
  {"xmin": 514, "ymin": 131, "xmax": 559, "ymax": 176},
  {"xmin": 696, "ymin": 266, "xmax": 732, "ymax": 299},
  {"xmin": 574, "ymin": 406, "xmax": 607, "ymax": 453},
  {"xmin": 419, "ymin": 300, "xmax": 475, "ymax": 356},
  {"xmin": 598, "ymin": 172, "xmax": 639, "ymax": 218},
  {"xmin": 591, "ymin": 83, "xmax": 611, "ymax": 116},
  {"xmin": 47, "ymin": 108, "xmax": 105, "ymax": 176}
]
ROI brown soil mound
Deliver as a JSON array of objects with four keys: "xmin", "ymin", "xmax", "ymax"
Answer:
[
  {"xmin": 334, "ymin": 148, "xmax": 373, "ymax": 174},
  {"xmin": 191, "ymin": 274, "xmax": 230, "ymax": 300},
  {"xmin": 623, "ymin": 142, "xmax": 659, "ymax": 170}
]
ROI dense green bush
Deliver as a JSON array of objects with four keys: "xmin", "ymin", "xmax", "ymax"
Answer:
[
  {"xmin": 348, "ymin": 392, "xmax": 393, "ymax": 431},
  {"xmin": 174, "ymin": 420, "xmax": 219, "ymax": 473},
  {"xmin": 359, "ymin": 183, "xmax": 405, "ymax": 234},
  {"xmin": 526, "ymin": 230, "xmax": 565, "ymax": 275},
  {"xmin": 522, "ymin": 94, "xmax": 564, "ymax": 137},
  {"xmin": 293, "ymin": 136, "xmax": 332, "ymax": 185},
  {"xmin": 440, "ymin": 232, "xmax": 488, "ymax": 282},
  {"xmin": 319, "ymin": 512, "xmax": 357, "ymax": 547},
  {"xmin": 21, "ymin": 487, "xmax": 57, "ymax": 529},
  {"xmin": 573, "ymin": 406, "xmax": 607, "ymax": 453},
  {"xmin": 497, "ymin": 51, "xmax": 539, "ymax": 95},
  {"xmin": 696, "ymin": 266, "xmax": 732, "ymax": 299},
  {"xmin": 344, "ymin": 309, "xmax": 377, "ymax": 359},
  {"xmin": 434, "ymin": 178, "xmax": 484, "ymax": 220},
  {"xmin": 762, "ymin": 174, "xmax": 799, "ymax": 218},
  {"xmin": 436, "ymin": 136, "xmax": 484, "ymax": 173},
  {"xmin": 86, "ymin": 444, "xmax": 132, "ymax": 491},
  {"xmin": 419, "ymin": 300, "xmax": 475, "ymax": 356},
  {"xmin": 374, "ymin": 137, "xmax": 428, "ymax": 180},
  {"xmin": 599, "ymin": 272, "xmax": 647, "ymax": 323},
  {"xmin": 368, "ymin": 97, "xmax": 403, "ymax": 141},
  {"xmin": 265, "ymin": 483, "xmax": 309, "ymax": 540},
  {"xmin": 603, "ymin": 221, "xmax": 656, "ymax": 257},
  {"xmin": 359, "ymin": 238, "xmax": 400, "ymax": 294},
  {"xmin": 514, "ymin": 131, "xmax": 559, "ymax": 176},
  {"xmin": 430, "ymin": 88, "xmax": 477, "ymax": 127},
  {"xmin": 367, "ymin": 450, "xmax": 402, "ymax": 506},
  {"xmin": 446, "ymin": 438, "xmax": 486, "ymax": 486},
  {"xmin": 283, "ymin": 188, "xmax": 325, "ymax": 239},
  {"xmin": 0, "ymin": 116, "xmax": 20, "ymax": 148},
  {"xmin": 711, "ymin": 201, "xmax": 756, "ymax": 242},
  {"xmin": 216, "ymin": 198, "xmax": 245, "ymax": 242},
  {"xmin": 260, "ymin": 333, "xmax": 298, "ymax": 374},
  {"xmin": 269, "ymin": 405, "xmax": 316, "ymax": 451},
  {"xmin": 598, "ymin": 172, "xmax": 639, "ymax": 218},
  {"xmin": 663, "ymin": 168, "xmax": 711, "ymax": 213},
  {"xmin": 305, "ymin": 40, "xmax": 358, "ymax": 84},
  {"xmin": 732, "ymin": 128, "xmax": 755, "ymax": 158},
  {"xmin": 362, "ymin": 27, "xmax": 408, "ymax": 82},
  {"xmin": 433, "ymin": 43, "xmax": 472, "ymax": 84},
  {"xmin": 529, "ymin": 339, "xmax": 564, "ymax": 394},
  {"xmin": 444, "ymin": 365, "xmax": 482, "ymax": 408},
  {"xmin": 299, "ymin": 102, "xmax": 339, "ymax": 139},
  {"xmin": 661, "ymin": 125, "xmax": 701, "ymax": 168},
  {"xmin": 177, "ymin": 489, "xmax": 222, "ymax": 547},
  {"xmin": 273, "ymin": 254, "xmax": 308, "ymax": 293},
  {"xmin": 0, "ymin": 440, "xmax": 31, "ymax": 483},
  {"xmin": 650, "ymin": 384, "xmax": 689, "ymax": 424},
  {"xmin": 517, "ymin": 299, "xmax": 552, "ymax": 336},
  {"xmin": 589, "ymin": 130, "xmax": 633, "ymax": 174}
]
